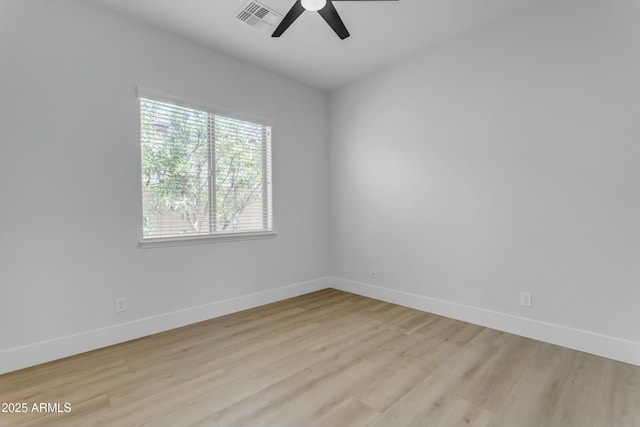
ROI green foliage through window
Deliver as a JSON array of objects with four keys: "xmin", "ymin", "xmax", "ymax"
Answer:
[{"xmin": 140, "ymin": 97, "xmax": 272, "ymax": 238}]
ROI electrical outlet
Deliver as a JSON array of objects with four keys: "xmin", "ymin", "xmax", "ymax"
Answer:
[
  {"xmin": 115, "ymin": 297, "xmax": 127, "ymax": 313},
  {"xmin": 370, "ymin": 268, "xmax": 377, "ymax": 279},
  {"xmin": 520, "ymin": 292, "xmax": 532, "ymax": 308},
  {"xmin": 343, "ymin": 263, "xmax": 349, "ymax": 273}
]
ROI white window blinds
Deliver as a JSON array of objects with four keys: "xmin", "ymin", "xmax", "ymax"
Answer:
[{"xmin": 139, "ymin": 95, "xmax": 272, "ymax": 240}]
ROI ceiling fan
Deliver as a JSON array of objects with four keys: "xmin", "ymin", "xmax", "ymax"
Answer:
[{"xmin": 272, "ymin": 0, "xmax": 398, "ymax": 40}]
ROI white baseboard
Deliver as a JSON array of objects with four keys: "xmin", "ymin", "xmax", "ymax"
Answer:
[
  {"xmin": 0, "ymin": 277, "xmax": 331, "ymax": 375},
  {"xmin": 330, "ymin": 277, "xmax": 640, "ymax": 367},
  {"xmin": 4, "ymin": 276, "xmax": 638, "ymax": 375}
]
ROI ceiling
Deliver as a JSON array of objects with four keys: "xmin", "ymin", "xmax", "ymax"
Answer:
[{"xmin": 87, "ymin": 0, "xmax": 542, "ymax": 91}]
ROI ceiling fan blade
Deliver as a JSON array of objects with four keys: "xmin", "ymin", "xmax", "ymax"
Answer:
[
  {"xmin": 317, "ymin": 1, "xmax": 350, "ymax": 40},
  {"xmin": 272, "ymin": 0, "xmax": 305, "ymax": 37}
]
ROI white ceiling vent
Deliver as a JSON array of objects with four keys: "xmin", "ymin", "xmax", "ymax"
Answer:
[{"xmin": 236, "ymin": 1, "xmax": 282, "ymax": 28}]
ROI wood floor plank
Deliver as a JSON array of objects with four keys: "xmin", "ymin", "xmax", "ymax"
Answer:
[
  {"xmin": 186, "ymin": 417, "xmax": 222, "ymax": 427},
  {"xmin": 357, "ymin": 365, "xmax": 424, "ymax": 413},
  {"xmin": 459, "ymin": 334, "xmax": 539, "ymax": 413},
  {"xmin": 368, "ymin": 332, "xmax": 499, "ymax": 427},
  {"xmin": 209, "ymin": 356, "xmax": 368, "ymax": 426},
  {"xmin": 489, "ymin": 343, "xmax": 578, "ymax": 427},
  {"xmin": 609, "ymin": 360, "xmax": 640, "ymax": 427},
  {"xmin": 430, "ymin": 398, "xmax": 495, "ymax": 427},
  {"xmin": 257, "ymin": 360, "xmax": 383, "ymax": 427},
  {"xmin": 311, "ymin": 397, "xmax": 380, "ymax": 427},
  {"xmin": 392, "ymin": 311, "xmax": 439, "ymax": 335},
  {"xmin": 362, "ymin": 330, "xmax": 426, "ymax": 368},
  {"xmin": 1, "ymin": 290, "xmax": 639, "ymax": 427},
  {"xmin": 548, "ymin": 352, "xmax": 612, "ymax": 427}
]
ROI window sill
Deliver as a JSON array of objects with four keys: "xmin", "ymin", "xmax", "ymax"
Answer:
[{"xmin": 138, "ymin": 231, "xmax": 277, "ymax": 249}]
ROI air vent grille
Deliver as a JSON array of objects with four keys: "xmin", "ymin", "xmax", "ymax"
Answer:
[{"xmin": 236, "ymin": 1, "xmax": 282, "ymax": 28}]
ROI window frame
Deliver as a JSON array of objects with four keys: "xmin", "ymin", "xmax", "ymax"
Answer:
[{"xmin": 136, "ymin": 87, "xmax": 276, "ymax": 248}]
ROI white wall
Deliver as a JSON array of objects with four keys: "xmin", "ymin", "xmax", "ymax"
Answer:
[
  {"xmin": 0, "ymin": 0, "xmax": 329, "ymax": 372},
  {"xmin": 330, "ymin": 0, "xmax": 640, "ymax": 349}
]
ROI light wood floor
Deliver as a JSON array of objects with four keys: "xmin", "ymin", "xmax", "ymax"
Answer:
[{"xmin": 1, "ymin": 289, "xmax": 639, "ymax": 427}]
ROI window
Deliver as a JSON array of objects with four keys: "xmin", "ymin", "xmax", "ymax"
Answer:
[{"xmin": 139, "ymin": 91, "xmax": 272, "ymax": 241}]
